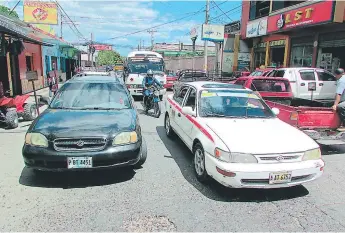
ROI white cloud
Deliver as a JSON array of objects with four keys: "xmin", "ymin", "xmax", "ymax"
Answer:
[{"xmin": 1, "ymin": 0, "xmax": 210, "ymax": 55}]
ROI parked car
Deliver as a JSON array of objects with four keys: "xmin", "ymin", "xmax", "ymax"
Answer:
[
  {"xmin": 165, "ymin": 72, "xmax": 177, "ymax": 90},
  {"xmin": 22, "ymin": 75, "xmax": 147, "ymax": 173},
  {"xmin": 234, "ymin": 76, "xmax": 293, "ymax": 105},
  {"xmin": 164, "ymin": 81, "xmax": 324, "ymax": 188},
  {"xmin": 74, "ymin": 71, "xmax": 111, "ymax": 77},
  {"xmin": 266, "ymin": 67, "xmax": 336, "ymax": 101},
  {"xmin": 173, "ymin": 70, "xmax": 209, "ymax": 93}
]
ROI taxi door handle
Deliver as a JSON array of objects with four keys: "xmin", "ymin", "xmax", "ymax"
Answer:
[
  {"xmin": 178, "ymin": 113, "xmax": 181, "ymax": 117},
  {"xmin": 169, "ymin": 105, "xmax": 172, "ymax": 109}
]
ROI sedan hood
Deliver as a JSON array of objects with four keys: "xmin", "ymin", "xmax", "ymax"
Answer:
[
  {"xmin": 31, "ymin": 109, "xmax": 137, "ymax": 140},
  {"xmin": 204, "ymin": 118, "xmax": 318, "ymax": 154}
]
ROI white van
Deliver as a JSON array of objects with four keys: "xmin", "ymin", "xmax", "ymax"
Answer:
[{"xmin": 267, "ymin": 68, "xmax": 336, "ymax": 101}]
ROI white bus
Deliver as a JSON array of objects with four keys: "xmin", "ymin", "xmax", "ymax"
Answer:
[{"xmin": 123, "ymin": 51, "xmax": 167, "ymax": 98}]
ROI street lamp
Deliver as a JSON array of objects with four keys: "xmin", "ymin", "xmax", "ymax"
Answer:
[{"xmin": 190, "ymin": 28, "xmax": 198, "ymax": 71}]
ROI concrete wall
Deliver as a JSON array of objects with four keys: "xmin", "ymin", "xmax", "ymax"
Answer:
[{"xmin": 164, "ymin": 56, "xmax": 216, "ymax": 72}]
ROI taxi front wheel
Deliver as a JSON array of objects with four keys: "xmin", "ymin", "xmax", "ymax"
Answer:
[
  {"xmin": 164, "ymin": 114, "xmax": 176, "ymax": 138},
  {"xmin": 193, "ymin": 143, "xmax": 209, "ymax": 182}
]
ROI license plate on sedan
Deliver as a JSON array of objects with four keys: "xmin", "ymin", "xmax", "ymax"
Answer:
[
  {"xmin": 269, "ymin": 171, "xmax": 292, "ymax": 184},
  {"xmin": 67, "ymin": 157, "xmax": 92, "ymax": 169}
]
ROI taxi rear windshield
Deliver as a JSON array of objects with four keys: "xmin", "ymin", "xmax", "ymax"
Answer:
[{"xmin": 250, "ymin": 79, "xmax": 291, "ymax": 92}]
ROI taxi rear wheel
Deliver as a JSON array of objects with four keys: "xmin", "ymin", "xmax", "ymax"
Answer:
[
  {"xmin": 164, "ymin": 114, "xmax": 176, "ymax": 138},
  {"xmin": 193, "ymin": 143, "xmax": 209, "ymax": 182}
]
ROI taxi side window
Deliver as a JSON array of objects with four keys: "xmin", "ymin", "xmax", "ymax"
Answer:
[
  {"xmin": 184, "ymin": 88, "xmax": 196, "ymax": 110},
  {"xmin": 173, "ymin": 86, "xmax": 189, "ymax": 105}
]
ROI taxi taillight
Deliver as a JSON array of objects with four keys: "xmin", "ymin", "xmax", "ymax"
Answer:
[{"xmin": 290, "ymin": 111, "xmax": 298, "ymax": 121}]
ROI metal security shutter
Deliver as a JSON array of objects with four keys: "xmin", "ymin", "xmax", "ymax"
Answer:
[
  {"xmin": 291, "ymin": 36, "xmax": 313, "ymax": 47},
  {"xmin": 319, "ymin": 32, "xmax": 345, "ymax": 48}
]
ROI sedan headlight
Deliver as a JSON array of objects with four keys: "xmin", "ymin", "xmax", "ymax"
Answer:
[
  {"xmin": 215, "ymin": 148, "xmax": 258, "ymax": 163},
  {"xmin": 214, "ymin": 148, "xmax": 257, "ymax": 163},
  {"xmin": 302, "ymin": 148, "xmax": 321, "ymax": 161},
  {"xmin": 25, "ymin": 133, "xmax": 48, "ymax": 147},
  {"xmin": 112, "ymin": 131, "xmax": 138, "ymax": 145},
  {"xmin": 231, "ymin": 152, "xmax": 258, "ymax": 163},
  {"xmin": 215, "ymin": 148, "xmax": 231, "ymax": 162}
]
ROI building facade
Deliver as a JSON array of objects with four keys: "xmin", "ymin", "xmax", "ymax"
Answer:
[{"xmin": 241, "ymin": 0, "xmax": 345, "ymax": 72}]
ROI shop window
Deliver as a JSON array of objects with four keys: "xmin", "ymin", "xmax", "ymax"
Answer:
[
  {"xmin": 249, "ymin": 0, "xmax": 270, "ymax": 20},
  {"xmin": 290, "ymin": 46, "xmax": 313, "ymax": 67},
  {"xmin": 317, "ymin": 71, "xmax": 336, "ymax": 82},
  {"xmin": 254, "ymin": 52, "xmax": 266, "ymax": 68},
  {"xmin": 26, "ymin": 56, "xmax": 33, "ymax": 71},
  {"xmin": 299, "ymin": 70, "xmax": 315, "ymax": 81},
  {"xmin": 272, "ymin": 0, "xmax": 305, "ymax": 12}
]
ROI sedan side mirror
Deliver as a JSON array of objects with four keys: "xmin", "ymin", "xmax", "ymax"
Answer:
[
  {"xmin": 272, "ymin": 107, "xmax": 280, "ymax": 115},
  {"xmin": 182, "ymin": 106, "xmax": 196, "ymax": 117}
]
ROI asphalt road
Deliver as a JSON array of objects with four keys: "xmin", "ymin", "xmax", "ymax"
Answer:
[{"xmin": 1, "ymin": 94, "xmax": 345, "ymax": 231}]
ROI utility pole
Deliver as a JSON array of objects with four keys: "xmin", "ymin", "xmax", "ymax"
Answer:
[
  {"xmin": 204, "ymin": 0, "xmax": 210, "ymax": 73},
  {"xmin": 147, "ymin": 29, "xmax": 157, "ymax": 51}
]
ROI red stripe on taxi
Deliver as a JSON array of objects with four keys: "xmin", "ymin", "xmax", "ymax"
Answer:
[{"xmin": 167, "ymin": 98, "xmax": 214, "ymax": 142}]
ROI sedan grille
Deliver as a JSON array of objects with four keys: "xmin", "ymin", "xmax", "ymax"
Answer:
[{"xmin": 53, "ymin": 137, "xmax": 107, "ymax": 151}]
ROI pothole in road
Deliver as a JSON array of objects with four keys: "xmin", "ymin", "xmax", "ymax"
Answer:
[{"xmin": 122, "ymin": 215, "xmax": 177, "ymax": 232}]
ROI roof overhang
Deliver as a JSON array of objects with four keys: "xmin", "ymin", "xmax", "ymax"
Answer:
[{"xmin": 0, "ymin": 14, "xmax": 53, "ymax": 46}]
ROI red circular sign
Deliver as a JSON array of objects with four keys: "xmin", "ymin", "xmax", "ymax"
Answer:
[{"xmin": 32, "ymin": 8, "xmax": 48, "ymax": 21}]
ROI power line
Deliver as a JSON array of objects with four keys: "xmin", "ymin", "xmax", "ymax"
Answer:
[
  {"xmin": 101, "ymin": 1, "xmax": 232, "ymax": 42},
  {"xmin": 9, "ymin": 0, "xmax": 21, "ymax": 16},
  {"xmin": 54, "ymin": 0, "xmax": 87, "ymax": 41},
  {"xmin": 208, "ymin": 4, "xmax": 242, "ymax": 22},
  {"xmin": 211, "ymin": 0, "xmax": 233, "ymax": 22}
]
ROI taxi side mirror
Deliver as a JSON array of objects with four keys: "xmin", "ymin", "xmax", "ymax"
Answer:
[{"xmin": 182, "ymin": 106, "xmax": 196, "ymax": 117}]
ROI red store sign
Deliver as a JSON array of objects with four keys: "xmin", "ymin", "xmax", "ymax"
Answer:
[
  {"xmin": 267, "ymin": 1, "xmax": 334, "ymax": 33},
  {"xmin": 93, "ymin": 44, "xmax": 112, "ymax": 51}
]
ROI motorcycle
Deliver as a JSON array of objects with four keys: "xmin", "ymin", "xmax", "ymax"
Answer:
[
  {"xmin": 143, "ymin": 85, "xmax": 161, "ymax": 118},
  {"xmin": 0, "ymin": 82, "xmax": 37, "ymax": 129}
]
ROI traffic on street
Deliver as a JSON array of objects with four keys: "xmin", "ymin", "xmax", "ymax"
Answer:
[{"xmin": 2, "ymin": 0, "xmax": 345, "ymax": 232}]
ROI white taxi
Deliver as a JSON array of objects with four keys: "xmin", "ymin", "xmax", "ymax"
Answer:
[{"xmin": 164, "ymin": 81, "xmax": 324, "ymax": 188}]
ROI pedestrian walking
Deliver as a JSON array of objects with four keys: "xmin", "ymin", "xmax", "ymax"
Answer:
[
  {"xmin": 332, "ymin": 68, "xmax": 345, "ymax": 125},
  {"xmin": 47, "ymin": 72, "xmax": 58, "ymax": 97}
]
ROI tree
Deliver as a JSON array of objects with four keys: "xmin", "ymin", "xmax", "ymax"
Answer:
[
  {"xmin": 96, "ymin": 50, "xmax": 122, "ymax": 65},
  {"xmin": 0, "ymin": 5, "xmax": 19, "ymax": 19}
]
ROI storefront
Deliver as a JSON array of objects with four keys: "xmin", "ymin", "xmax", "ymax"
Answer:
[
  {"xmin": 266, "ymin": 0, "xmax": 340, "ymax": 68},
  {"xmin": 0, "ymin": 14, "xmax": 51, "ymax": 95}
]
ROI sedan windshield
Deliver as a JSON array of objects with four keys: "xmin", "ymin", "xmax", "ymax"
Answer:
[
  {"xmin": 50, "ymin": 82, "xmax": 131, "ymax": 110},
  {"xmin": 199, "ymin": 89, "xmax": 275, "ymax": 118},
  {"xmin": 129, "ymin": 63, "xmax": 163, "ymax": 73},
  {"xmin": 250, "ymin": 79, "xmax": 291, "ymax": 92}
]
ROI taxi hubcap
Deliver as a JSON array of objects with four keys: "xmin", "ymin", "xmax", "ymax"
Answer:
[
  {"xmin": 194, "ymin": 149, "xmax": 204, "ymax": 176},
  {"xmin": 165, "ymin": 117, "xmax": 170, "ymax": 134}
]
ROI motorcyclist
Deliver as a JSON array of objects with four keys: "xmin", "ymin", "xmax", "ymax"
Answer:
[{"xmin": 142, "ymin": 69, "xmax": 163, "ymax": 106}]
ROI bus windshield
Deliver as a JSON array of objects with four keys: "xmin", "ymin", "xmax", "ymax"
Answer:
[{"xmin": 128, "ymin": 63, "xmax": 164, "ymax": 73}]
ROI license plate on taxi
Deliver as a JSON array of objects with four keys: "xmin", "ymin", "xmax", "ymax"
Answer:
[
  {"xmin": 67, "ymin": 157, "xmax": 92, "ymax": 169},
  {"xmin": 269, "ymin": 171, "xmax": 292, "ymax": 184}
]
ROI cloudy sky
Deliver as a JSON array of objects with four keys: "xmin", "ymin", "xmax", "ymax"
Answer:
[{"xmin": 1, "ymin": 0, "xmax": 241, "ymax": 55}]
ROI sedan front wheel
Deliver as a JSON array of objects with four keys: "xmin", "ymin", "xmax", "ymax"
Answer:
[{"xmin": 193, "ymin": 143, "xmax": 209, "ymax": 182}]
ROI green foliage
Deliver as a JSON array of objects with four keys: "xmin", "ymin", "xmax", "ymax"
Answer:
[
  {"xmin": 96, "ymin": 50, "xmax": 122, "ymax": 65},
  {"xmin": 0, "ymin": 5, "xmax": 19, "ymax": 19}
]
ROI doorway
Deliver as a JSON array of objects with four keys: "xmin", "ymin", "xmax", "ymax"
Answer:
[
  {"xmin": 0, "ymin": 56, "xmax": 9, "ymax": 93},
  {"xmin": 65, "ymin": 59, "xmax": 71, "ymax": 80},
  {"xmin": 10, "ymin": 54, "xmax": 22, "ymax": 95},
  {"xmin": 270, "ymin": 47, "xmax": 285, "ymax": 67}
]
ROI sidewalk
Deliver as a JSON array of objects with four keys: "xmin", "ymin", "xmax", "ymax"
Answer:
[{"xmin": 26, "ymin": 84, "xmax": 61, "ymax": 104}]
